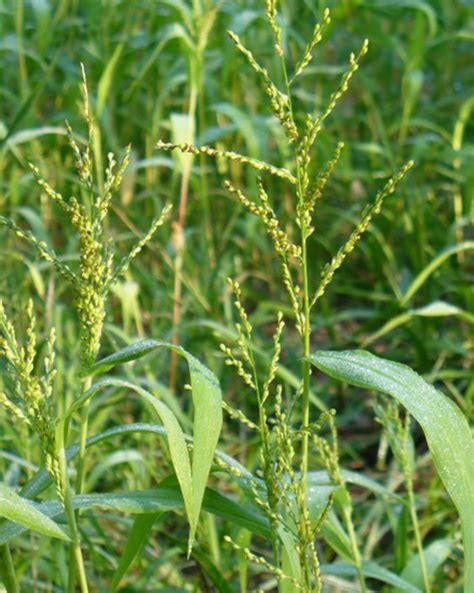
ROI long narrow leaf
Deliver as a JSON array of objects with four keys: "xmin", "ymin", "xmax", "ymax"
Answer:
[
  {"xmin": 321, "ymin": 561, "xmax": 422, "ymax": 593},
  {"xmin": 111, "ymin": 513, "xmax": 162, "ymax": 591},
  {"xmin": 395, "ymin": 538, "xmax": 452, "ymax": 593},
  {"xmin": 0, "ymin": 486, "xmax": 270, "ymax": 545},
  {"xmin": 401, "ymin": 241, "xmax": 474, "ymax": 305},
  {"xmin": 21, "ymin": 423, "xmax": 253, "ymax": 500},
  {"xmin": 86, "ymin": 339, "xmax": 222, "ymax": 551},
  {"xmin": 310, "ymin": 349, "xmax": 474, "ymax": 593},
  {"xmin": 0, "ymin": 484, "xmax": 70, "ymax": 542}
]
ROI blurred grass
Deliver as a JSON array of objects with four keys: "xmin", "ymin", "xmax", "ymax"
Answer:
[{"xmin": 0, "ymin": 0, "xmax": 473, "ymax": 590}]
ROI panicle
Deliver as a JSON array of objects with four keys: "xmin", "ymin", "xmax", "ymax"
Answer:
[
  {"xmin": 292, "ymin": 8, "xmax": 331, "ymax": 80},
  {"xmin": 265, "ymin": 0, "xmax": 284, "ymax": 57},
  {"xmin": 65, "ymin": 120, "xmax": 92, "ymax": 190},
  {"xmin": 97, "ymin": 144, "xmax": 132, "ymax": 222},
  {"xmin": 0, "ymin": 301, "xmax": 62, "ymax": 500},
  {"xmin": 228, "ymin": 278, "xmax": 253, "ymax": 337},
  {"xmin": 298, "ymin": 39, "xmax": 369, "ymax": 176},
  {"xmin": 222, "ymin": 400, "xmax": 258, "ymax": 430},
  {"xmin": 156, "ymin": 140, "xmax": 296, "ymax": 183},
  {"xmin": 227, "ymin": 30, "xmax": 298, "ymax": 142},
  {"xmin": 110, "ymin": 203, "xmax": 173, "ymax": 288},
  {"xmin": 262, "ymin": 311, "xmax": 284, "ymax": 405},
  {"xmin": 223, "ymin": 536, "xmax": 303, "ymax": 589},
  {"xmin": 29, "ymin": 164, "xmax": 71, "ymax": 213},
  {"xmin": 219, "ymin": 343, "xmax": 256, "ymax": 390},
  {"xmin": 80, "ymin": 63, "xmax": 94, "ymax": 149},
  {"xmin": 297, "ymin": 141, "xmax": 345, "ymax": 237},
  {"xmin": 0, "ymin": 216, "xmax": 76, "ymax": 284},
  {"xmin": 311, "ymin": 160, "xmax": 413, "ymax": 307},
  {"xmin": 2, "ymin": 70, "xmax": 171, "ymax": 369},
  {"xmin": 224, "ymin": 179, "xmax": 301, "ymax": 260}
]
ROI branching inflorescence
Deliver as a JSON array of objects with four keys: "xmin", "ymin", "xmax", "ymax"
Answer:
[
  {"xmin": 0, "ymin": 67, "xmax": 172, "ymax": 593},
  {"xmin": 0, "ymin": 301, "xmax": 62, "ymax": 500},
  {"xmin": 157, "ymin": 2, "xmax": 412, "ymax": 591},
  {"xmin": 1, "ymin": 67, "xmax": 172, "ymax": 370}
]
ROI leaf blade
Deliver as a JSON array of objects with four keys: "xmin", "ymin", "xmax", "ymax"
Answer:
[
  {"xmin": 0, "ymin": 483, "xmax": 70, "ymax": 542},
  {"xmin": 310, "ymin": 349, "xmax": 474, "ymax": 593},
  {"xmin": 86, "ymin": 339, "xmax": 223, "ymax": 550},
  {"xmin": 0, "ymin": 486, "xmax": 270, "ymax": 545}
]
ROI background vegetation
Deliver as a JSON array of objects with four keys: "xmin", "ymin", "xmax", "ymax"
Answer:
[{"xmin": 0, "ymin": 0, "xmax": 473, "ymax": 591}]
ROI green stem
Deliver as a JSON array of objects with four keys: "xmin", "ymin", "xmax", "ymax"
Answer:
[
  {"xmin": 341, "ymin": 501, "xmax": 367, "ymax": 593},
  {"xmin": 169, "ymin": 82, "xmax": 198, "ymax": 393},
  {"xmin": 277, "ymin": 38, "xmax": 310, "ymax": 491},
  {"xmin": 75, "ymin": 377, "xmax": 93, "ymax": 496},
  {"xmin": 58, "ymin": 444, "xmax": 89, "ymax": 593},
  {"xmin": 197, "ymin": 54, "xmax": 215, "ymax": 269},
  {"xmin": 407, "ymin": 480, "xmax": 431, "ymax": 593},
  {"xmin": 0, "ymin": 544, "xmax": 20, "ymax": 593},
  {"xmin": 278, "ymin": 46, "xmax": 315, "ymax": 592},
  {"xmin": 66, "ymin": 375, "xmax": 93, "ymax": 593},
  {"xmin": 300, "ymin": 236, "xmax": 311, "ymax": 494}
]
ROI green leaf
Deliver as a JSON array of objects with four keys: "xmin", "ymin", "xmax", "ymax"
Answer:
[
  {"xmin": 23, "ymin": 423, "xmax": 174, "ymax": 500},
  {"xmin": 81, "ymin": 379, "xmax": 194, "ymax": 549},
  {"xmin": 96, "ymin": 43, "xmax": 125, "ymax": 118},
  {"xmin": 401, "ymin": 241, "xmax": 474, "ymax": 305},
  {"xmin": 111, "ymin": 514, "xmax": 162, "ymax": 591},
  {"xmin": 0, "ymin": 483, "xmax": 70, "ymax": 542},
  {"xmin": 0, "ymin": 486, "xmax": 270, "ymax": 545},
  {"xmin": 22, "ymin": 423, "xmax": 253, "ymax": 502},
  {"xmin": 308, "ymin": 469, "xmax": 404, "ymax": 503},
  {"xmin": 310, "ymin": 349, "xmax": 474, "ymax": 593},
  {"xmin": 87, "ymin": 339, "xmax": 163, "ymax": 374},
  {"xmin": 320, "ymin": 512, "xmax": 354, "ymax": 563},
  {"xmin": 86, "ymin": 339, "xmax": 222, "ymax": 552},
  {"xmin": 321, "ymin": 561, "xmax": 422, "ymax": 593},
  {"xmin": 362, "ymin": 300, "xmax": 474, "ymax": 347},
  {"xmin": 395, "ymin": 538, "xmax": 452, "ymax": 593},
  {"xmin": 179, "ymin": 542, "xmax": 236, "ymax": 593},
  {"xmin": 366, "ymin": 0, "xmax": 437, "ymax": 38},
  {"xmin": 395, "ymin": 504, "xmax": 410, "ymax": 572}
]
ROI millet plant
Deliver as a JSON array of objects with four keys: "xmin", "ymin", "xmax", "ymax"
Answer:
[
  {"xmin": 156, "ymin": 2, "xmax": 474, "ymax": 592},
  {"xmin": 0, "ymin": 2, "xmax": 473, "ymax": 593}
]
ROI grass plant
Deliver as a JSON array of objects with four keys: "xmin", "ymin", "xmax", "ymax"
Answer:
[{"xmin": 0, "ymin": 1, "xmax": 473, "ymax": 592}]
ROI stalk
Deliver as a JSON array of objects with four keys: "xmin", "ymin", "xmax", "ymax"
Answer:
[
  {"xmin": 197, "ymin": 56, "xmax": 216, "ymax": 269},
  {"xmin": 75, "ymin": 376, "xmax": 93, "ymax": 495},
  {"xmin": 407, "ymin": 480, "xmax": 431, "ymax": 593},
  {"xmin": 278, "ymin": 41, "xmax": 312, "ymax": 509},
  {"xmin": 280, "ymin": 46, "xmax": 312, "ymax": 493},
  {"xmin": 278, "ymin": 48, "xmax": 315, "ymax": 593},
  {"xmin": 63, "ymin": 373, "xmax": 93, "ymax": 592},
  {"xmin": 169, "ymin": 84, "xmax": 197, "ymax": 393},
  {"xmin": 57, "ymin": 435, "xmax": 89, "ymax": 593},
  {"xmin": 299, "ymin": 234, "xmax": 311, "ymax": 496},
  {"xmin": 0, "ymin": 544, "xmax": 20, "ymax": 593},
  {"xmin": 398, "ymin": 416, "xmax": 431, "ymax": 593},
  {"xmin": 341, "ymin": 503, "xmax": 367, "ymax": 593},
  {"xmin": 279, "ymin": 43, "xmax": 368, "ymax": 593}
]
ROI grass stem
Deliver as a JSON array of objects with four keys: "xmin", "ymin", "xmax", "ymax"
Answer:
[
  {"xmin": 341, "ymin": 504, "xmax": 367, "ymax": 593},
  {"xmin": 169, "ymin": 85, "xmax": 198, "ymax": 393},
  {"xmin": 75, "ymin": 377, "xmax": 93, "ymax": 496},
  {"xmin": 58, "ymin": 446, "xmax": 89, "ymax": 593},
  {"xmin": 0, "ymin": 544, "xmax": 20, "ymax": 593},
  {"xmin": 407, "ymin": 481, "xmax": 431, "ymax": 593},
  {"xmin": 279, "ymin": 46, "xmax": 315, "ymax": 592}
]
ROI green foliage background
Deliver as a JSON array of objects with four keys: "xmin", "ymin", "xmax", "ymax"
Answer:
[{"xmin": 0, "ymin": 0, "xmax": 473, "ymax": 591}]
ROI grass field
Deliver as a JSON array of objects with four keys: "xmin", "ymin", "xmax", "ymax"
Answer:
[{"xmin": 0, "ymin": 1, "xmax": 473, "ymax": 592}]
